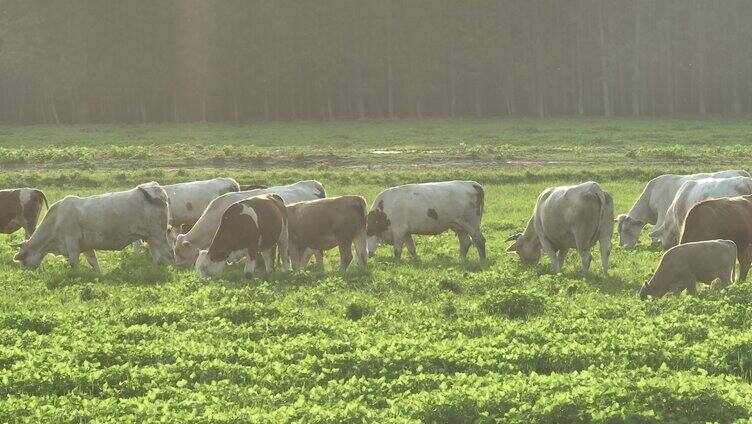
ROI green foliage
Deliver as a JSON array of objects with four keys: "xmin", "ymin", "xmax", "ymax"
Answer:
[
  {"xmin": 1, "ymin": 160, "xmax": 752, "ymax": 421},
  {"xmin": 480, "ymin": 288, "xmax": 546, "ymax": 319}
]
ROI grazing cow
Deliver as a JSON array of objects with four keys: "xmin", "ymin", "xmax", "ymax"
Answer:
[
  {"xmin": 132, "ymin": 178, "xmax": 239, "ymax": 252},
  {"xmin": 680, "ymin": 195, "xmax": 752, "ymax": 280},
  {"xmin": 650, "ymin": 176, "xmax": 752, "ymax": 250},
  {"xmin": 0, "ymin": 188, "xmax": 48, "ymax": 239},
  {"xmin": 163, "ymin": 178, "xmax": 239, "ymax": 230},
  {"xmin": 366, "ymin": 181, "xmax": 486, "ymax": 261},
  {"xmin": 196, "ymin": 195, "xmax": 288, "ymax": 279},
  {"xmin": 175, "ymin": 180, "xmax": 325, "ymax": 267},
  {"xmin": 13, "ymin": 182, "xmax": 173, "ymax": 271},
  {"xmin": 239, "ymin": 184, "xmax": 268, "ymax": 191},
  {"xmin": 286, "ymin": 196, "xmax": 368, "ymax": 273},
  {"xmin": 616, "ymin": 170, "xmax": 749, "ymax": 247},
  {"xmin": 640, "ymin": 240, "xmax": 736, "ymax": 299},
  {"xmin": 506, "ymin": 182, "xmax": 613, "ymax": 275}
]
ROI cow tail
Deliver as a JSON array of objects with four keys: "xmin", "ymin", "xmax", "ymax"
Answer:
[
  {"xmin": 588, "ymin": 186, "xmax": 612, "ymax": 244},
  {"xmin": 472, "ymin": 183, "xmax": 484, "ymax": 216},
  {"xmin": 34, "ymin": 189, "xmax": 49, "ymax": 210}
]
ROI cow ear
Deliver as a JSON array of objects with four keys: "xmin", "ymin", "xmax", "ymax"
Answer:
[
  {"xmin": 505, "ymin": 233, "xmax": 522, "ymax": 242},
  {"xmin": 181, "ymin": 240, "xmax": 191, "ymax": 248},
  {"xmin": 506, "ymin": 242, "xmax": 518, "ymax": 253}
]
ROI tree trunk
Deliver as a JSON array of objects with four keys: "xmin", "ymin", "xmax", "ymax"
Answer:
[
  {"xmin": 696, "ymin": 1, "xmax": 706, "ymax": 116},
  {"xmin": 386, "ymin": 1, "xmax": 394, "ymax": 119},
  {"xmin": 632, "ymin": 0, "xmax": 641, "ymax": 116},
  {"xmin": 597, "ymin": 0, "xmax": 612, "ymax": 116}
]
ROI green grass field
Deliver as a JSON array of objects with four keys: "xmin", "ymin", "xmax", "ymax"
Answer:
[{"xmin": 2, "ymin": 119, "xmax": 752, "ymax": 422}]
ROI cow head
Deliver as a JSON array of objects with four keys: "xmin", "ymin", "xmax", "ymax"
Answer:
[
  {"xmin": 639, "ymin": 279, "xmax": 667, "ymax": 300},
  {"xmin": 196, "ymin": 249, "xmax": 226, "ymax": 278},
  {"xmin": 173, "ymin": 233, "xmax": 196, "ymax": 268},
  {"xmin": 366, "ymin": 209, "xmax": 390, "ymax": 256},
  {"xmin": 13, "ymin": 241, "xmax": 44, "ymax": 270},
  {"xmin": 505, "ymin": 232, "xmax": 542, "ymax": 265},
  {"xmin": 616, "ymin": 214, "xmax": 644, "ymax": 247}
]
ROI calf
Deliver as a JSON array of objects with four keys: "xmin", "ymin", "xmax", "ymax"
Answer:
[
  {"xmin": 616, "ymin": 170, "xmax": 748, "ymax": 247},
  {"xmin": 679, "ymin": 195, "xmax": 752, "ymax": 280},
  {"xmin": 174, "ymin": 180, "xmax": 325, "ymax": 267},
  {"xmin": 14, "ymin": 182, "xmax": 173, "ymax": 272},
  {"xmin": 196, "ymin": 195, "xmax": 289, "ymax": 279},
  {"xmin": 640, "ymin": 240, "xmax": 736, "ymax": 299},
  {"xmin": 507, "ymin": 182, "xmax": 613, "ymax": 275},
  {"xmin": 286, "ymin": 196, "xmax": 368, "ymax": 273},
  {"xmin": 366, "ymin": 181, "xmax": 486, "ymax": 261},
  {"xmin": 0, "ymin": 188, "xmax": 48, "ymax": 239}
]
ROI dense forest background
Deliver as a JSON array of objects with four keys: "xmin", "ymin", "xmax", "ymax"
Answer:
[{"xmin": 1, "ymin": 0, "xmax": 751, "ymax": 124}]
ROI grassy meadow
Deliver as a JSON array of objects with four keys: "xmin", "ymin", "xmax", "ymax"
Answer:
[{"xmin": 2, "ymin": 119, "xmax": 752, "ymax": 421}]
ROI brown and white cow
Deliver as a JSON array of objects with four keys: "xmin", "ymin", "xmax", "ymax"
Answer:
[
  {"xmin": 0, "ymin": 188, "xmax": 48, "ymax": 239},
  {"xmin": 175, "ymin": 180, "xmax": 324, "ymax": 267},
  {"xmin": 679, "ymin": 194, "xmax": 752, "ymax": 280},
  {"xmin": 195, "ymin": 194, "xmax": 289, "ymax": 279},
  {"xmin": 286, "ymin": 196, "xmax": 368, "ymax": 273},
  {"xmin": 640, "ymin": 240, "xmax": 737, "ymax": 299},
  {"xmin": 366, "ymin": 181, "xmax": 486, "ymax": 262}
]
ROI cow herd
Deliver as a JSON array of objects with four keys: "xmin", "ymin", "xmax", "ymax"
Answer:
[{"xmin": 1, "ymin": 170, "xmax": 750, "ymax": 299}]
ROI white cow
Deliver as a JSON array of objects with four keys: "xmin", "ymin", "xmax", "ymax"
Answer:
[
  {"xmin": 616, "ymin": 170, "xmax": 749, "ymax": 247},
  {"xmin": 365, "ymin": 181, "xmax": 486, "ymax": 261},
  {"xmin": 650, "ymin": 176, "xmax": 752, "ymax": 250},
  {"xmin": 13, "ymin": 182, "xmax": 173, "ymax": 272},
  {"xmin": 174, "ymin": 180, "xmax": 325, "ymax": 267},
  {"xmin": 132, "ymin": 177, "xmax": 239, "ymax": 252},
  {"xmin": 163, "ymin": 177, "xmax": 239, "ymax": 230},
  {"xmin": 506, "ymin": 181, "xmax": 613, "ymax": 275}
]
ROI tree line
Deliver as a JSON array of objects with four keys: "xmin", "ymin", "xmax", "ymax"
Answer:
[{"xmin": 1, "ymin": 0, "xmax": 751, "ymax": 124}]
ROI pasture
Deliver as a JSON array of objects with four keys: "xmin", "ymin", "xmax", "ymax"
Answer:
[{"xmin": 2, "ymin": 119, "xmax": 752, "ymax": 422}]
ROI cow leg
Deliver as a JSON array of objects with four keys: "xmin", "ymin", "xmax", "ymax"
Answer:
[
  {"xmin": 277, "ymin": 222, "xmax": 289, "ymax": 273},
  {"xmin": 456, "ymin": 231, "xmax": 472, "ymax": 260},
  {"xmin": 404, "ymin": 234, "xmax": 418, "ymax": 259},
  {"xmin": 83, "ymin": 250, "xmax": 101, "ymax": 273},
  {"xmin": 471, "ymin": 231, "xmax": 486, "ymax": 262},
  {"xmin": 539, "ymin": 236, "xmax": 561, "ymax": 273},
  {"xmin": 23, "ymin": 222, "xmax": 36, "ymax": 240},
  {"xmin": 574, "ymin": 230, "xmax": 593, "ymax": 274},
  {"xmin": 718, "ymin": 267, "xmax": 733, "ymax": 289},
  {"xmin": 599, "ymin": 229, "xmax": 612, "ymax": 276},
  {"xmin": 244, "ymin": 253, "xmax": 256, "ymax": 280},
  {"xmin": 338, "ymin": 240, "xmax": 354, "ymax": 274},
  {"xmin": 313, "ymin": 249, "xmax": 324, "ymax": 269},
  {"xmin": 260, "ymin": 250, "xmax": 274, "ymax": 273},
  {"xmin": 578, "ymin": 249, "xmax": 592, "ymax": 274},
  {"xmin": 392, "ymin": 234, "xmax": 404, "ymax": 262},
  {"xmin": 64, "ymin": 238, "xmax": 80, "ymax": 270},
  {"xmin": 353, "ymin": 229, "xmax": 368, "ymax": 267},
  {"xmin": 739, "ymin": 246, "xmax": 752, "ymax": 281},
  {"xmin": 557, "ymin": 248, "xmax": 569, "ymax": 269}
]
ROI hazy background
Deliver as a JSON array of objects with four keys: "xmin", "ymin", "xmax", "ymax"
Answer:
[{"xmin": 1, "ymin": 0, "xmax": 750, "ymax": 124}]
